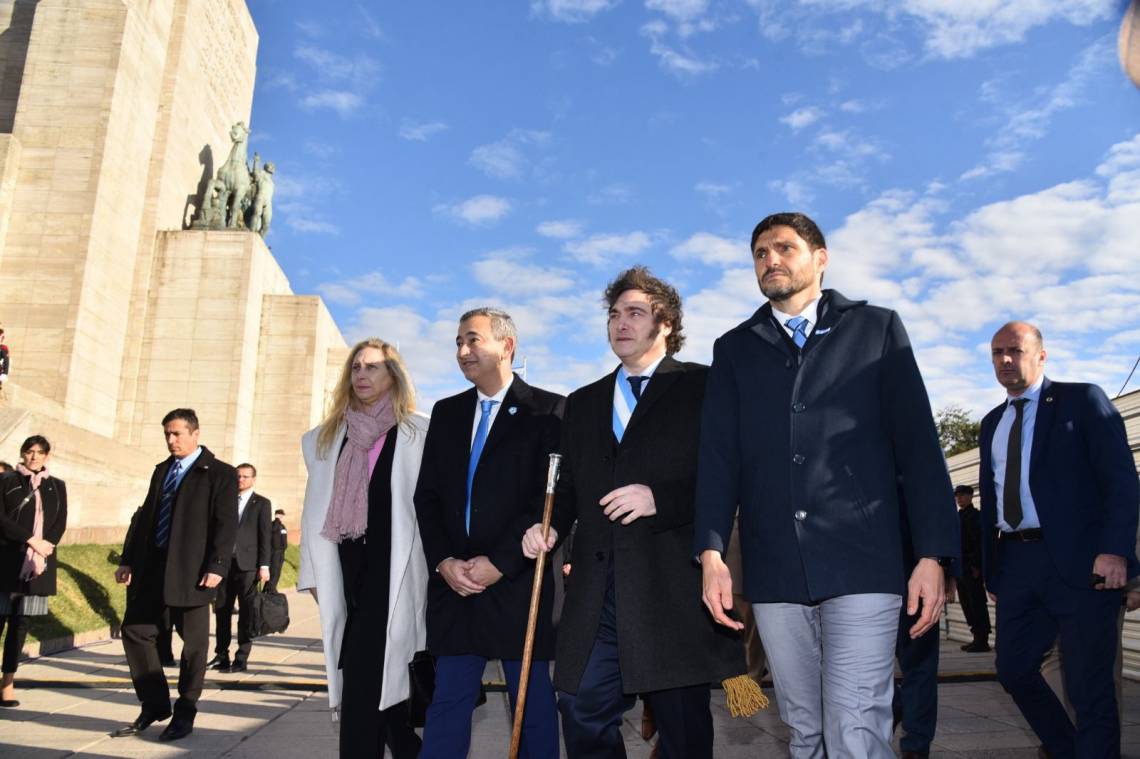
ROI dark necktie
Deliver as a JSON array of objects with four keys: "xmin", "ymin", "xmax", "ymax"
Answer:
[
  {"xmin": 154, "ymin": 460, "xmax": 182, "ymax": 548},
  {"xmin": 627, "ymin": 376, "xmax": 647, "ymax": 400},
  {"xmin": 1004, "ymin": 398, "xmax": 1029, "ymax": 529}
]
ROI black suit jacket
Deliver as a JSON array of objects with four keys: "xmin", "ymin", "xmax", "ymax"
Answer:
[
  {"xmin": 551, "ymin": 357, "xmax": 745, "ymax": 694},
  {"xmin": 694, "ymin": 290, "xmax": 960, "ymax": 603},
  {"xmin": 122, "ymin": 446, "xmax": 238, "ymax": 608},
  {"xmin": 0, "ymin": 471, "xmax": 67, "ymax": 596},
  {"xmin": 271, "ymin": 517, "xmax": 288, "ymax": 551},
  {"xmin": 233, "ymin": 492, "xmax": 271, "ymax": 572},
  {"xmin": 979, "ymin": 378, "xmax": 1139, "ymax": 592},
  {"xmin": 959, "ymin": 505, "xmax": 983, "ymax": 571},
  {"xmin": 414, "ymin": 375, "xmax": 564, "ymax": 659}
]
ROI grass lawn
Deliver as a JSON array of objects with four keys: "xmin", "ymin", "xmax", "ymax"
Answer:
[{"xmin": 26, "ymin": 543, "xmax": 301, "ymax": 644}]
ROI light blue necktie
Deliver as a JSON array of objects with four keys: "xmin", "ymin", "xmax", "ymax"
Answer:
[
  {"xmin": 785, "ymin": 316, "xmax": 809, "ymax": 349},
  {"xmin": 612, "ymin": 372, "xmax": 642, "ymax": 443},
  {"xmin": 154, "ymin": 460, "xmax": 181, "ymax": 548},
  {"xmin": 465, "ymin": 399, "xmax": 496, "ymax": 534}
]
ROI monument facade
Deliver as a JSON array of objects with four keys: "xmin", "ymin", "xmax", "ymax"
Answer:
[{"xmin": 0, "ymin": 0, "xmax": 347, "ymax": 541}]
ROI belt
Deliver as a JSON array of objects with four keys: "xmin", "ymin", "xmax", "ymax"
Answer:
[{"xmin": 998, "ymin": 528, "xmax": 1044, "ymax": 542}]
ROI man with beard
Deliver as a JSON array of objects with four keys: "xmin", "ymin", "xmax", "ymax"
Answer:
[{"xmin": 695, "ymin": 212, "xmax": 959, "ymax": 758}]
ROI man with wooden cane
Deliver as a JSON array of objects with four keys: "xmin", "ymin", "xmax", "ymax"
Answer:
[
  {"xmin": 415, "ymin": 307, "xmax": 564, "ymax": 758},
  {"xmin": 523, "ymin": 267, "xmax": 762, "ymax": 759}
]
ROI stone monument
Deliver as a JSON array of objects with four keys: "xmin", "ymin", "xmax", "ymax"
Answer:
[{"xmin": 0, "ymin": 0, "xmax": 345, "ymax": 542}]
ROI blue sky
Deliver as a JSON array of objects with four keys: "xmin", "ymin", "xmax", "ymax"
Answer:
[{"xmin": 246, "ymin": 0, "xmax": 1140, "ymax": 416}]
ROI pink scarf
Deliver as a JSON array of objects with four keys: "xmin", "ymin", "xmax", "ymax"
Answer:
[
  {"xmin": 321, "ymin": 396, "xmax": 396, "ymax": 543},
  {"xmin": 16, "ymin": 463, "xmax": 47, "ymax": 581}
]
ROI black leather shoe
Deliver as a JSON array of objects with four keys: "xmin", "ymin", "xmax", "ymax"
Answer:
[
  {"xmin": 159, "ymin": 718, "xmax": 193, "ymax": 742},
  {"xmin": 901, "ymin": 752, "xmax": 929, "ymax": 759},
  {"xmin": 963, "ymin": 641, "xmax": 992, "ymax": 653},
  {"xmin": 225, "ymin": 661, "xmax": 248, "ymax": 673},
  {"xmin": 160, "ymin": 658, "xmax": 177, "ymax": 668},
  {"xmin": 207, "ymin": 655, "xmax": 230, "ymax": 670},
  {"xmin": 111, "ymin": 708, "xmax": 172, "ymax": 737}
]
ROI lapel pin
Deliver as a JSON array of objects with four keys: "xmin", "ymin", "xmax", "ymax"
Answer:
[
  {"xmin": 508, "ymin": 406, "xmax": 518, "ymax": 415},
  {"xmin": 1045, "ymin": 396, "xmax": 1054, "ymax": 403},
  {"xmin": 816, "ymin": 327, "xmax": 832, "ymax": 335}
]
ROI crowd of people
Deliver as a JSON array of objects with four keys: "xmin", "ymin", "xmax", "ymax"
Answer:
[{"xmin": 0, "ymin": 211, "xmax": 1137, "ymax": 758}]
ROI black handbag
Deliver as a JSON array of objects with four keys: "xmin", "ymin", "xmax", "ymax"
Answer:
[{"xmin": 246, "ymin": 588, "xmax": 290, "ymax": 637}]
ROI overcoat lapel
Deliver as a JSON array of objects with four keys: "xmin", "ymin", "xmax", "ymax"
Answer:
[
  {"xmin": 748, "ymin": 304, "xmax": 793, "ymax": 359},
  {"xmin": 480, "ymin": 377, "xmax": 530, "ymax": 459},
  {"xmin": 624, "ymin": 356, "xmax": 682, "ymax": 437}
]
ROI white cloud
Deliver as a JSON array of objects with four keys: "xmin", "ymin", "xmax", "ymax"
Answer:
[
  {"xmin": 588, "ymin": 183, "xmax": 634, "ymax": 204},
  {"xmin": 564, "ymin": 231, "xmax": 652, "ymax": 265},
  {"xmin": 317, "ymin": 271, "xmax": 425, "ymax": 306},
  {"xmin": 294, "ymin": 45, "xmax": 382, "ymax": 84},
  {"xmin": 536, "ymin": 219, "xmax": 584, "ymax": 238},
  {"xmin": 640, "ymin": 20, "xmax": 718, "ymax": 76},
  {"xmin": 468, "ymin": 129, "xmax": 553, "ymax": 180},
  {"xmin": 300, "ymin": 90, "xmax": 365, "ymax": 117},
  {"xmin": 694, "ymin": 181, "xmax": 734, "ymax": 198},
  {"xmin": 531, "ymin": 0, "xmax": 619, "ymax": 23},
  {"xmin": 670, "ymin": 232, "xmax": 746, "ymax": 267},
  {"xmin": 646, "ymin": 0, "xmax": 710, "ymax": 22},
  {"xmin": 399, "ymin": 119, "xmax": 449, "ymax": 141},
  {"xmin": 768, "ymin": 178, "xmax": 813, "ymax": 206},
  {"xmin": 435, "ymin": 195, "xmax": 513, "ymax": 225},
  {"xmin": 472, "ymin": 253, "xmax": 576, "ymax": 295},
  {"xmin": 285, "ymin": 215, "xmax": 341, "ymax": 235},
  {"xmin": 780, "ymin": 106, "xmax": 824, "ymax": 131}
]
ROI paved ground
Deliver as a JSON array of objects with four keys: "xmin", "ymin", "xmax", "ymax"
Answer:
[{"xmin": 0, "ymin": 591, "xmax": 1137, "ymax": 757}]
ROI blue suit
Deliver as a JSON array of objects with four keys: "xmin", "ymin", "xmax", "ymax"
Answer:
[{"xmin": 979, "ymin": 377, "xmax": 1139, "ymax": 758}]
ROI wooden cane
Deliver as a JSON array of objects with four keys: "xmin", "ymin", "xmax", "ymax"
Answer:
[{"xmin": 509, "ymin": 453, "xmax": 562, "ymax": 759}]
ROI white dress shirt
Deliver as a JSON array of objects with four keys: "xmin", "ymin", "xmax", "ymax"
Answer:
[
  {"xmin": 771, "ymin": 296, "xmax": 821, "ymax": 341},
  {"xmin": 470, "ymin": 375, "xmax": 514, "ymax": 447},
  {"xmin": 613, "ymin": 353, "xmax": 666, "ymax": 428},
  {"xmin": 991, "ymin": 375, "xmax": 1044, "ymax": 532}
]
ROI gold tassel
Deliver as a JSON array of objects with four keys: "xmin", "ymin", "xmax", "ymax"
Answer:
[{"xmin": 721, "ymin": 674, "xmax": 769, "ymax": 717}]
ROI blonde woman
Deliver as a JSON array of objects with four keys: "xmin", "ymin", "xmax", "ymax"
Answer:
[{"xmin": 298, "ymin": 339, "xmax": 429, "ymax": 758}]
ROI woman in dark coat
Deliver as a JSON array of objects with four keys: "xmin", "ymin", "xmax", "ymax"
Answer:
[{"xmin": 0, "ymin": 435, "xmax": 67, "ymax": 707}]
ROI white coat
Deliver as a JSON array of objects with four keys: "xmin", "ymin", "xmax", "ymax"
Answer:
[{"xmin": 298, "ymin": 412, "xmax": 429, "ymax": 711}]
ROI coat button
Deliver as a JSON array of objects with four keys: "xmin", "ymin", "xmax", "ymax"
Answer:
[
  {"xmin": 794, "ymin": 510, "xmax": 807, "ymax": 521},
  {"xmin": 785, "ymin": 359, "xmax": 793, "ymax": 369},
  {"xmin": 792, "ymin": 402, "xmax": 806, "ymax": 413},
  {"xmin": 595, "ymin": 551, "xmax": 605, "ymax": 561},
  {"xmin": 792, "ymin": 454, "xmax": 805, "ymax": 464}
]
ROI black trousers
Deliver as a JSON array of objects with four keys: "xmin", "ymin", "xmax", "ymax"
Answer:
[
  {"xmin": 559, "ymin": 578, "xmax": 713, "ymax": 759},
  {"xmin": 0, "ymin": 614, "xmax": 28, "ymax": 674},
  {"xmin": 958, "ymin": 568, "xmax": 991, "ymax": 639},
  {"xmin": 122, "ymin": 554, "xmax": 211, "ymax": 721},
  {"xmin": 214, "ymin": 558, "xmax": 257, "ymax": 662},
  {"xmin": 267, "ymin": 550, "xmax": 285, "ymax": 593}
]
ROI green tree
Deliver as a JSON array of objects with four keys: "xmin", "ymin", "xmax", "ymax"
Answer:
[{"xmin": 935, "ymin": 404, "xmax": 981, "ymax": 456}]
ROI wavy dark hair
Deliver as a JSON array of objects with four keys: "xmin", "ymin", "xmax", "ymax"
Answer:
[{"xmin": 603, "ymin": 266, "xmax": 685, "ymax": 355}]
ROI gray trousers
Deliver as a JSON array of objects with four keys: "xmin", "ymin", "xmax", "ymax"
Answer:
[{"xmin": 753, "ymin": 593, "xmax": 902, "ymax": 759}]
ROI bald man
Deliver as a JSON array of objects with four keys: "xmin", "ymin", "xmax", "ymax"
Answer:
[{"xmin": 978, "ymin": 321, "xmax": 1139, "ymax": 758}]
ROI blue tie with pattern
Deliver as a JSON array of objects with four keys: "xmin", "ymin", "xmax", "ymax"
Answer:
[
  {"xmin": 785, "ymin": 316, "xmax": 809, "ymax": 349},
  {"xmin": 154, "ymin": 460, "xmax": 181, "ymax": 548},
  {"xmin": 465, "ymin": 399, "xmax": 496, "ymax": 534}
]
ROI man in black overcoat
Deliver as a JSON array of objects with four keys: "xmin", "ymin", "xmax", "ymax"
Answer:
[
  {"xmin": 267, "ymin": 508, "xmax": 287, "ymax": 592},
  {"xmin": 415, "ymin": 308, "xmax": 563, "ymax": 759},
  {"xmin": 694, "ymin": 213, "xmax": 959, "ymax": 758},
  {"xmin": 523, "ymin": 267, "xmax": 745, "ymax": 759},
  {"xmin": 208, "ymin": 462, "xmax": 271, "ymax": 673},
  {"xmin": 113, "ymin": 408, "xmax": 237, "ymax": 742}
]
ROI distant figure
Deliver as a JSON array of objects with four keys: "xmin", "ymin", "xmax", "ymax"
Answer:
[
  {"xmin": 267, "ymin": 509, "xmax": 287, "ymax": 593},
  {"xmin": 113, "ymin": 408, "xmax": 238, "ymax": 742},
  {"xmin": 208, "ymin": 463, "xmax": 270, "ymax": 674},
  {"xmin": 954, "ymin": 484, "xmax": 990, "ymax": 653},
  {"xmin": 0, "ymin": 326, "xmax": 10, "ymax": 393},
  {"xmin": 979, "ymin": 321, "xmax": 1139, "ymax": 757},
  {"xmin": 0, "ymin": 435, "xmax": 67, "ymax": 708}
]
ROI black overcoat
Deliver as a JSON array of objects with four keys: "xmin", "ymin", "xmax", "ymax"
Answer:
[
  {"xmin": 694, "ymin": 290, "xmax": 961, "ymax": 604},
  {"xmin": 414, "ymin": 375, "xmax": 564, "ymax": 660},
  {"xmin": 121, "ymin": 446, "xmax": 238, "ymax": 608},
  {"xmin": 0, "ymin": 471, "xmax": 67, "ymax": 596},
  {"xmin": 550, "ymin": 357, "xmax": 745, "ymax": 695},
  {"xmin": 233, "ymin": 492, "xmax": 272, "ymax": 571}
]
